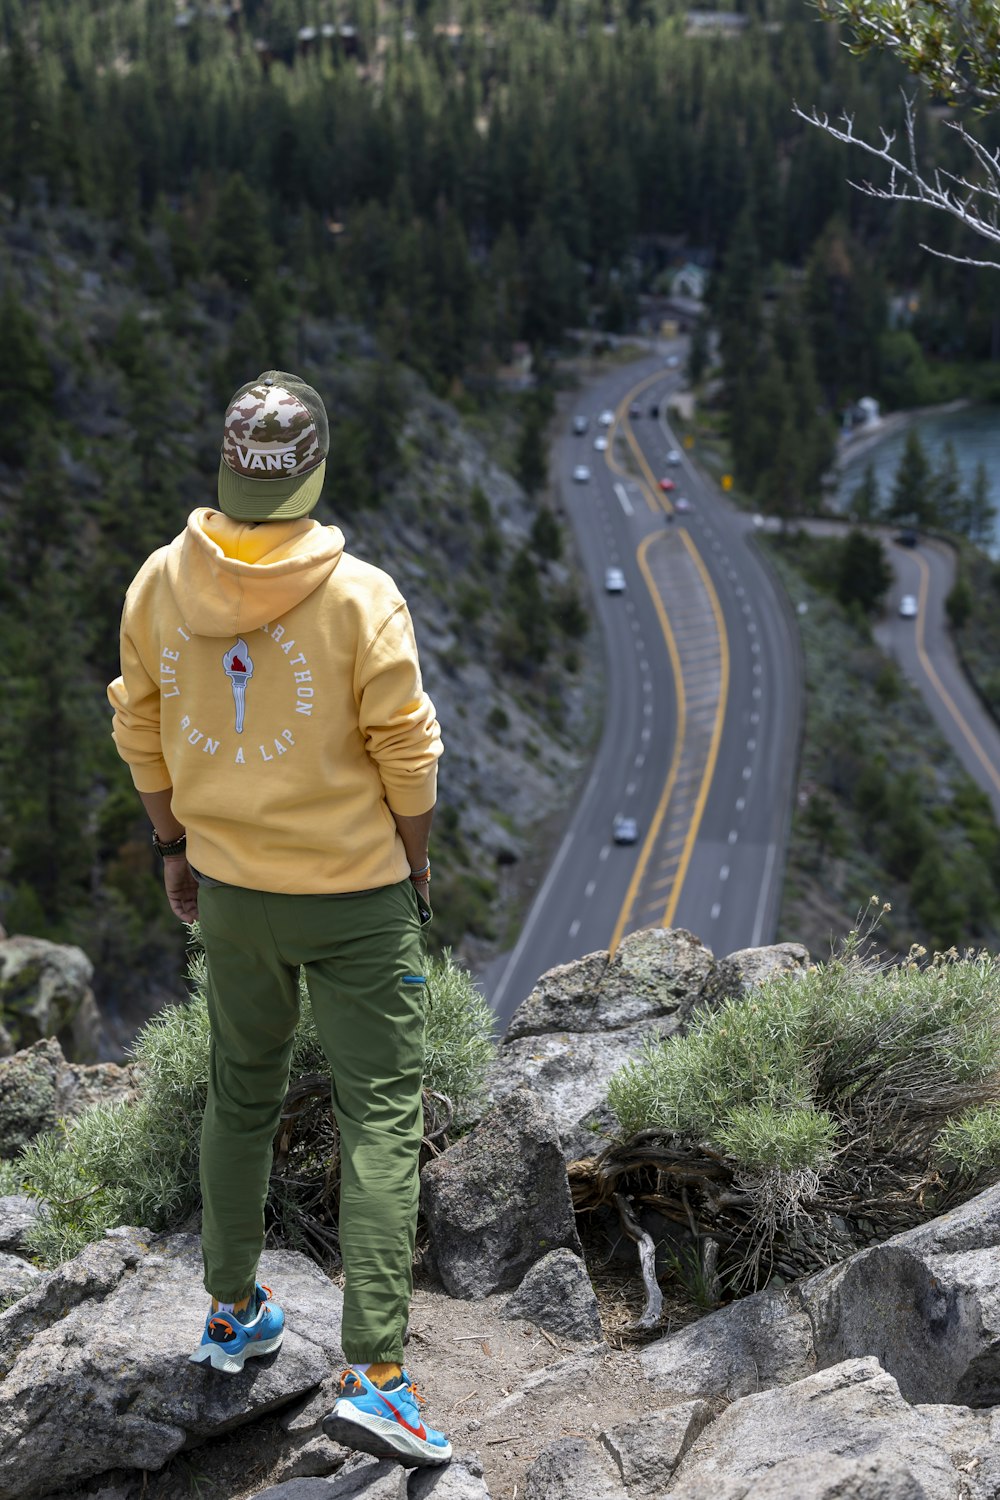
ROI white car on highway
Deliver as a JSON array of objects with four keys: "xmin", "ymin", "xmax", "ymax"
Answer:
[
  {"xmin": 572, "ymin": 464, "xmax": 591, "ymax": 483},
  {"xmin": 899, "ymin": 594, "xmax": 918, "ymax": 619},
  {"xmin": 594, "ymin": 436, "xmax": 608, "ymax": 452},
  {"xmin": 604, "ymin": 567, "xmax": 625, "ymax": 594},
  {"xmin": 613, "ymin": 815, "xmax": 638, "ymax": 845},
  {"xmin": 666, "ymin": 449, "xmax": 682, "ymax": 465},
  {"xmin": 599, "ymin": 409, "xmax": 615, "ymax": 427}
]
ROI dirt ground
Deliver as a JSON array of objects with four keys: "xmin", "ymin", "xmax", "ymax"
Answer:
[{"xmin": 114, "ymin": 1253, "xmax": 706, "ymax": 1500}]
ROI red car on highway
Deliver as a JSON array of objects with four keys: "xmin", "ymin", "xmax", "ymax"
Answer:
[{"xmin": 658, "ymin": 477, "xmax": 676, "ymax": 492}]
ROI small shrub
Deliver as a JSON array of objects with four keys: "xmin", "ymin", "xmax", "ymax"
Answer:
[{"xmin": 604, "ymin": 927, "xmax": 1000, "ymax": 1294}]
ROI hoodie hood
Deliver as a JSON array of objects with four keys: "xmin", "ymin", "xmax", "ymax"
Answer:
[{"xmin": 165, "ymin": 508, "xmax": 345, "ymax": 637}]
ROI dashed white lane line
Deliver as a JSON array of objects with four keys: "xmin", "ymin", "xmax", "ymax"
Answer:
[
  {"xmin": 751, "ymin": 641, "xmax": 761, "ymax": 654},
  {"xmin": 747, "ymin": 739, "xmax": 757, "ymax": 751},
  {"xmin": 728, "ymin": 830, "xmax": 738, "ymax": 845},
  {"xmin": 643, "ymin": 681, "xmax": 652, "ymax": 694},
  {"xmin": 750, "ymin": 711, "xmax": 760, "ymax": 724},
  {"xmin": 711, "ymin": 901, "xmax": 722, "ymax": 919},
  {"xmin": 753, "ymin": 663, "xmax": 762, "ymax": 675},
  {"xmin": 640, "ymin": 659, "xmax": 649, "ymax": 672},
  {"xmin": 644, "ymin": 702, "xmax": 653, "ymax": 716},
  {"xmin": 569, "ymin": 918, "xmax": 581, "ymax": 937},
  {"xmin": 747, "ymin": 620, "xmax": 757, "ymax": 633},
  {"xmin": 585, "ymin": 879, "xmax": 597, "ymax": 897},
  {"xmin": 627, "ymin": 781, "xmax": 637, "ymax": 795},
  {"xmin": 635, "ymin": 753, "xmax": 645, "ymax": 768},
  {"xmin": 614, "ymin": 482, "xmax": 634, "ymax": 516},
  {"xmin": 752, "ymin": 686, "xmax": 762, "ymax": 699},
  {"xmin": 742, "ymin": 766, "xmax": 752, "ymax": 779},
  {"xmin": 642, "ymin": 726, "xmax": 651, "ymax": 742},
  {"xmin": 600, "ymin": 845, "xmax": 610, "ymax": 861},
  {"xmin": 736, "ymin": 796, "xmax": 746, "ymax": 811}
]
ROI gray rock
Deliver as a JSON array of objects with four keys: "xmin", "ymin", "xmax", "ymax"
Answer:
[
  {"xmin": 0, "ymin": 1038, "xmax": 75, "ymax": 1158},
  {"xmin": 501, "ymin": 1248, "xmax": 603, "ymax": 1343},
  {"xmin": 487, "ymin": 1023, "xmax": 678, "ymax": 1156},
  {"xmin": 266, "ymin": 1433, "xmax": 347, "ymax": 1483},
  {"xmin": 0, "ymin": 1251, "xmax": 42, "ymax": 1301},
  {"xmin": 0, "ymin": 1042, "xmax": 137, "ymax": 1161},
  {"xmin": 252, "ymin": 1458, "xmax": 406, "ymax": 1499},
  {"xmin": 639, "ymin": 1284, "xmax": 815, "ymax": 1400},
  {"xmin": 492, "ymin": 1346, "xmax": 605, "ymax": 1417},
  {"xmin": 505, "ymin": 929, "xmax": 719, "ymax": 1041},
  {"xmin": 799, "ymin": 1180, "xmax": 1000, "ymax": 1405},
  {"xmin": 409, "ymin": 1456, "xmax": 492, "ymax": 1497},
  {"xmin": 420, "ymin": 1086, "xmax": 580, "ymax": 1299},
  {"xmin": 722, "ymin": 942, "xmax": 812, "ymax": 992},
  {"xmin": 668, "ymin": 1358, "xmax": 970, "ymax": 1500},
  {"xmin": 599, "ymin": 1401, "xmax": 713, "ymax": 1495},
  {"xmin": 0, "ymin": 1195, "xmax": 46, "ymax": 1252},
  {"xmin": 0, "ymin": 1228, "xmax": 346, "ymax": 1499},
  {"xmin": 521, "ymin": 1435, "xmax": 629, "ymax": 1500},
  {"xmin": 490, "ymin": 934, "xmax": 797, "ymax": 1159},
  {"xmin": 0, "ymin": 935, "xmax": 102, "ymax": 1062},
  {"xmin": 670, "ymin": 1457, "xmax": 931, "ymax": 1499}
]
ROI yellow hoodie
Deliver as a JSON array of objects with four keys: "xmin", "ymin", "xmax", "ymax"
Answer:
[{"xmin": 108, "ymin": 509, "xmax": 443, "ymax": 894}]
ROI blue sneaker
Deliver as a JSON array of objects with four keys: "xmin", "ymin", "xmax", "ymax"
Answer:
[
  {"xmin": 323, "ymin": 1367, "xmax": 452, "ymax": 1467},
  {"xmin": 189, "ymin": 1282, "xmax": 284, "ymax": 1373}
]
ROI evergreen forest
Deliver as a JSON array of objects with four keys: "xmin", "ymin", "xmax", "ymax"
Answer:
[{"xmin": 1, "ymin": 0, "xmax": 999, "ymax": 1033}]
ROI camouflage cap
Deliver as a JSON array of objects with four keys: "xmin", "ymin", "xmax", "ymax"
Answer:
[{"xmin": 218, "ymin": 370, "xmax": 329, "ymax": 521}]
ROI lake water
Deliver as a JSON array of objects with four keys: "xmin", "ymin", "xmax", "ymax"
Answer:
[{"xmin": 835, "ymin": 404, "xmax": 1000, "ymax": 555}]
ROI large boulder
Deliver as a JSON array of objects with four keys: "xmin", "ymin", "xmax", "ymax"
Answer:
[
  {"xmin": 0, "ymin": 934, "xmax": 103, "ymax": 1062},
  {"xmin": 801, "ymin": 1179, "xmax": 1000, "ymax": 1405},
  {"xmin": 489, "ymin": 934, "xmax": 810, "ymax": 1160},
  {"xmin": 0, "ymin": 1227, "xmax": 346, "ymax": 1499},
  {"xmin": 639, "ymin": 1284, "xmax": 816, "ymax": 1401},
  {"xmin": 420, "ymin": 1087, "xmax": 580, "ymax": 1299},
  {"xmin": 667, "ymin": 1357, "xmax": 981, "ymax": 1500}
]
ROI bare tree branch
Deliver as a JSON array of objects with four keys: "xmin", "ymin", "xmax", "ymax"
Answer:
[{"xmin": 793, "ymin": 91, "xmax": 1000, "ymax": 268}]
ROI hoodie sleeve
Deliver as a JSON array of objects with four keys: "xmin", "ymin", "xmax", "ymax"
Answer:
[
  {"xmin": 358, "ymin": 602, "xmax": 442, "ymax": 816},
  {"xmin": 107, "ymin": 622, "xmax": 173, "ymax": 794}
]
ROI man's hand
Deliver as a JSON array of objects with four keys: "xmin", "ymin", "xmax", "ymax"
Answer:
[{"xmin": 163, "ymin": 856, "xmax": 199, "ymax": 923}]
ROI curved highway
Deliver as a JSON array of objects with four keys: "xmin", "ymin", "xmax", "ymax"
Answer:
[{"xmin": 483, "ymin": 349, "xmax": 802, "ymax": 1026}]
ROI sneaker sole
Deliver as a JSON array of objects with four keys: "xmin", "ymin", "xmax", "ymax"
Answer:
[
  {"xmin": 323, "ymin": 1405, "xmax": 452, "ymax": 1467},
  {"xmin": 189, "ymin": 1331, "xmax": 283, "ymax": 1374}
]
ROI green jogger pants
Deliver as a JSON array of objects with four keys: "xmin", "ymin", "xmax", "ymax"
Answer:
[{"xmin": 196, "ymin": 877, "xmax": 428, "ymax": 1364}]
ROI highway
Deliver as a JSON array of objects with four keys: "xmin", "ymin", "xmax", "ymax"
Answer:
[{"xmin": 483, "ymin": 350, "xmax": 802, "ymax": 1027}]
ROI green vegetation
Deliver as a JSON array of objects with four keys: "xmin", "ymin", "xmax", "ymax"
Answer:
[
  {"xmin": 1, "ymin": 0, "xmax": 998, "ymax": 1012},
  {"xmin": 947, "ymin": 544, "xmax": 1000, "ymax": 724},
  {"xmin": 607, "ymin": 929, "xmax": 1000, "ymax": 1291},
  {"xmin": 4, "ymin": 945, "xmax": 495, "ymax": 1269},
  {"xmin": 763, "ymin": 530, "xmax": 1000, "ymax": 958}
]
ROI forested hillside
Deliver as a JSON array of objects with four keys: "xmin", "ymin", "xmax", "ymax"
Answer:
[{"xmin": 1, "ymin": 0, "xmax": 998, "ymax": 1035}]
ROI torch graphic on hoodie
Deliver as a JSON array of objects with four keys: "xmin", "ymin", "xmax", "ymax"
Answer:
[{"xmin": 222, "ymin": 639, "xmax": 254, "ymax": 733}]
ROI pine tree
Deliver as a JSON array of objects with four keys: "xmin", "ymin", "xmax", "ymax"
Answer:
[
  {"xmin": 887, "ymin": 428, "xmax": 932, "ymax": 527},
  {"xmin": 849, "ymin": 461, "xmax": 881, "ymax": 522}
]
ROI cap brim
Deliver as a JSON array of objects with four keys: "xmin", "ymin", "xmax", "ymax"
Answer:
[{"xmin": 217, "ymin": 457, "xmax": 326, "ymax": 521}]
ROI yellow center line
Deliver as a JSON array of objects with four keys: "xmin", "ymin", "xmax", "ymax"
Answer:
[
  {"xmin": 605, "ymin": 368, "xmax": 671, "ymax": 516},
  {"xmin": 913, "ymin": 551, "xmax": 1000, "ymax": 797},
  {"xmin": 661, "ymin": 530, "xmax": 731, "ymax": 928},
  {"xmin": 609, "ymin": 529, "xmax": 686, "ymax": 953},
  {"xmin": 605, "ymin": 365, "xmax": 732, "ymax": 948}
]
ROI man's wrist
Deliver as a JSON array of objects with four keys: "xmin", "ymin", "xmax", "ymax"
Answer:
[
  {"xmin": 152, "ymin": 828, "xmax": 187, "ymax": 858},
  {"xmin": 409, "ymin": 859, "xmax": 431, "ymax": 880}
]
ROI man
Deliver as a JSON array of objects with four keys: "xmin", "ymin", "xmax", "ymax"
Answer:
[{"xmin": 108, "ymin": 370, "xmax": 451, "ymax": 1468}]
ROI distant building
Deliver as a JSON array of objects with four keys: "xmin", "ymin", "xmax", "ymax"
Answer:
[
  {"xmin": 842, "ymin": 396, "xmax": 881, "ymax": 434},
  {"xmin": 671, "ymin": 264, "xmax": 708, "ymax": 301}
]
